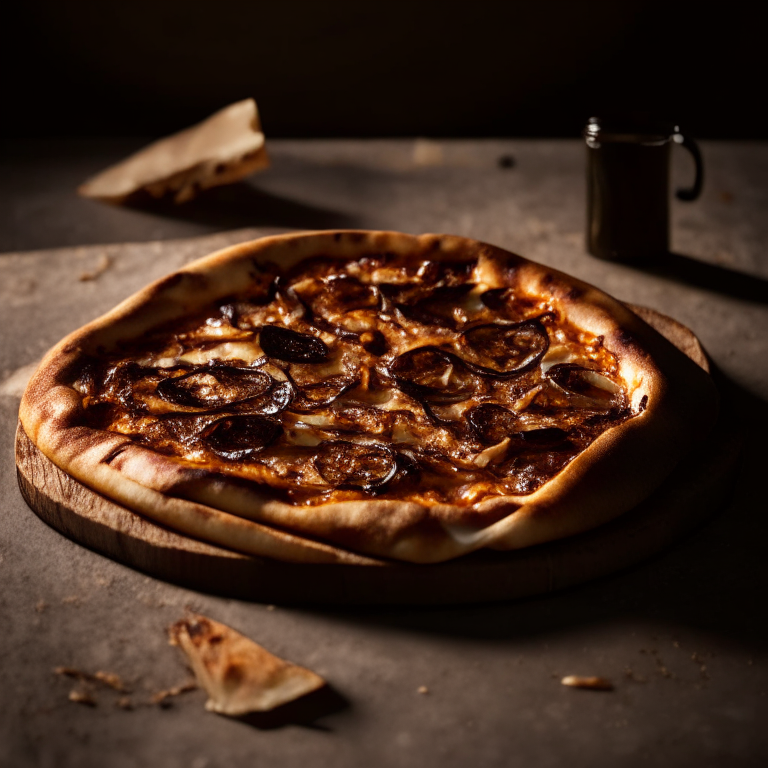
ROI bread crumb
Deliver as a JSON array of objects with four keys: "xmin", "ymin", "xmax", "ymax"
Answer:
[
  {"xmin": 417, "ymin": 686, "xmax": 429, "ymax": 695},
  {"xmin": 561, "ymin": 675, "xmax": 614, "ymax": 691},
  {"xmin": 55, "ymin": 666, "xmax": 84, "ymax": 679},
  {"xmin": 116, "ymin": 696, "xmax": 133, "ymax": 710},
  {"xmin": 151, "ymin": 681, "xmax": 198, "ymax": 707},
  {"xmin": 265, "ymin": 605, "xmax": 276, "ymax": 611},
  {"xmin": 35, "ymin": 600, "xmax": 47, "ymax": 613},
  {"xmin": 94, "ymin": 671, "xmax": 127, "ymax": 692},
  {"xmin": 55, "ymin": 666, "xmax": 128, "ymax": 692},
  {"xmin": 68, "ymin": 689, "xmax": 97, "ymax": 707},
  {"xmin": 61, "ymin": 595, "xmax": 81, "ymax": 606}
]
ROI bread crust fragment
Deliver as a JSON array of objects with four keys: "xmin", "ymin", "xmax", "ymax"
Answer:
[{"xmin": 78, "ymin": 99, "xmax": 269, "ymax": 205}]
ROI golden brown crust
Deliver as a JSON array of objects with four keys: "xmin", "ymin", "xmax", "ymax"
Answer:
[{"xmin": 20, "ymin": 231, "xmax": 718, "ymax": 563}]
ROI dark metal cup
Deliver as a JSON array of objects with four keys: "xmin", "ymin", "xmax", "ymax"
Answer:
[{"xmin": 585, "ymin": 117, "xmax": 703, "ymax": 262}]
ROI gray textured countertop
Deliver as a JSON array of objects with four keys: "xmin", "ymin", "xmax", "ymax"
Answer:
[{"xmin": 1, "ymin": 139, "xmax": 766, "ymax": 768}]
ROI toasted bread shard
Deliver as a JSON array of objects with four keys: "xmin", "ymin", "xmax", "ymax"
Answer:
[
  {"xmin": 78, "ymin": 99, "xmax": 269, "ymax": 204},
  {"xmin": 168, "ymin": 613, "xmax": 325, "ymax": 715}
]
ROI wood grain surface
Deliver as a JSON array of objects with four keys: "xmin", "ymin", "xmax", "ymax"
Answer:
[{"xmin": 15, "ymin": 307, "xmax": 739, "ymax": 605}]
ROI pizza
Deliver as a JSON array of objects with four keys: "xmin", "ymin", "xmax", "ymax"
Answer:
[{"xmin": 19, "ymin": 231, "xmax": 718, "ymax": 564}]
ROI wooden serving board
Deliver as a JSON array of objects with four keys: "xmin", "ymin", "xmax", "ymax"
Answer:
[{"xmin": 15, "ymin": 307, "xmax": 741, "ymax": 605}]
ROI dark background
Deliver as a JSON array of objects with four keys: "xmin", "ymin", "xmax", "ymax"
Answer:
[{"xmin": 3, "ymin": 2, "xmax": 766, "ymax": 140}]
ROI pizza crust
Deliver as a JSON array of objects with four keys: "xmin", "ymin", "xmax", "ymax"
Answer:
[{"xmin": 19, "ymin": 231, "xmax": 718, "ymax": 564}]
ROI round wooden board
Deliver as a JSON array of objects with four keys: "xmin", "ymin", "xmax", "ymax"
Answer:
[{"xmin": 15, "ymin": 307, "xmax": 741, "ymax": 605}]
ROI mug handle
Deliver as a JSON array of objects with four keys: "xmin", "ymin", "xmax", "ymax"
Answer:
[{"xmin": 673, "ymin": 130, "xmax": 704, "ymax": 201}]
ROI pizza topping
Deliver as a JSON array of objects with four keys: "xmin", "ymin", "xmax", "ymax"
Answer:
[
  {"xmin": 77, "ymin": 251, "xmax": 635, "ymax": 506},
  {"xmin": 148, "ymin": 412, "xmax": 219, "ymax": 449},
  {"xmin": 258, "ymin": 326, "xmax": 329, "ymax": 364},
  {"xmin": 393, "ymin": 284, "xmax": 477, "ymax": 328},
  {"xmin": 297, "ymin": 274, "xmax": 381, "ymax": 317},
  {"xmin": 156, "ymin": 365, "xmax": 272, "ymax": 408},
  {"xmin": 501, "ymin": 450, "xmax": 575, "ymax": 495},
  {"xmin": 203, "ymin": 415, "xmax": 282, "ymax": 460},
  {"xmin": 467, "ymin": 405, "xmax": 571, "ymax": 465},
  {"xmin": 253, "ymin": 380, "xmax": 295, "ymax": 415},
  {"xmin": 479, "ymin": 288, "xmax": 509, "ymax": 311},
  {"xmin": 389, "ymin": 347, "xmax": 479, "ymax": 403},
  {"xmin": 359, "ymin": 330, "xmax": 389, "ymax": 356},
  {"xmin": 466, "ymin": 404, "xmax": 519, "ymax": 445},
  {"xmin": 546, "ymin": 363, "xmax": 621, "ymax": 407},
  {"xmin": 314, "ymin": 440, "xmax": 398, "ymax": 490},
  {"xmin": 330, "ymin": 405, "xmax": 409, "ymax": 437},
  {"xmin": 291, "ymin": 277, "xmax": 389, "ymax": 356},
  {"xmin": 461, "ymin": 320, "xmax": 549, "ymax": 376},
  {"xmin": 471, "ymin": 438, "xmax": 512, "ymax": 468},
  {"xmin": 290, "ymin": 375, "xmax": 359, "ymax": 412}
]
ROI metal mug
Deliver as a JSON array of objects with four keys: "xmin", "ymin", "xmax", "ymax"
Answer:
[{"xmin": 584, "ymin": 116, "xmax": 704, "ymax": 262}]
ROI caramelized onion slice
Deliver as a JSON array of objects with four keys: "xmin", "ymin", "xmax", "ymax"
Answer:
[
  {"xmin": 259, "ymin": 326, "xmax": 329, "ymax": 364},
  {"xmin": 359, "ymin": 330, "xmax": 388, "ymax": 356},
  {"xmin": 497, "ymin": 450, "xmax": 575, "ymax": 494},
  {"xmin": 467, "ymin": 404, "xmax": 571, "ymax": 448},
  {"xmin": 389, "ymin": 346, "xmax": 478, "ymax": 403},
  {"xmin": 461, "ymin": 320, "xmax": 549, "ymax": 376},
  {"xmin": 203, "ymin": 415, "xmax": 282, "ymax": 460},
  {"xmin": 271, "ymin": 279, "xmax": 307, "ymax": 322},
  {"xmin": 314, "ymin": 441, "xmax": 398, "ymax": 491},
  {"xmin": 251, "ymin": 380, "xmax": 294, "ymax": 415},
  {"xmin": 546, "ymin": 364, "xmax": 620, "ymax": 406},
  {"xmin": 300, "ymin": 275, "xmax": 381, "ymax": 317},
  {"xmin": 156, "ymin": 365, "xmax": 272, "ymax": 408},
  {"xmin": 479, "ymin": 288, "xmax": 509, "ymax": 312},
  {"xmin": 291, "ymin": 376, "xmax": 359, "ymax": 412},
  {"xmin": 291, "ymin": 277, "xmax": 388, "ymax": 356},
  {"xmin": 306, "ymin": 311, "xmax": 387, "ymax": 355},
  {"xmin": 466, "ymin": 403, "xmax": 520, "ymax": 445},
  {"xmin": 396, "ymin": 284, "xmax": 475, "ymax": 327}
]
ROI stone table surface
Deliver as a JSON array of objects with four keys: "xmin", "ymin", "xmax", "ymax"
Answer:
[{"xmin": 1, "ymin": 139, "xmax": 767, "ymax": 768}]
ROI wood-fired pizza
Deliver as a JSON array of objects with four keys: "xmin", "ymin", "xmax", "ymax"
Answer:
[{"xmin": 19, "ymin": 231, "xmax": 718, "ymax": 564}]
